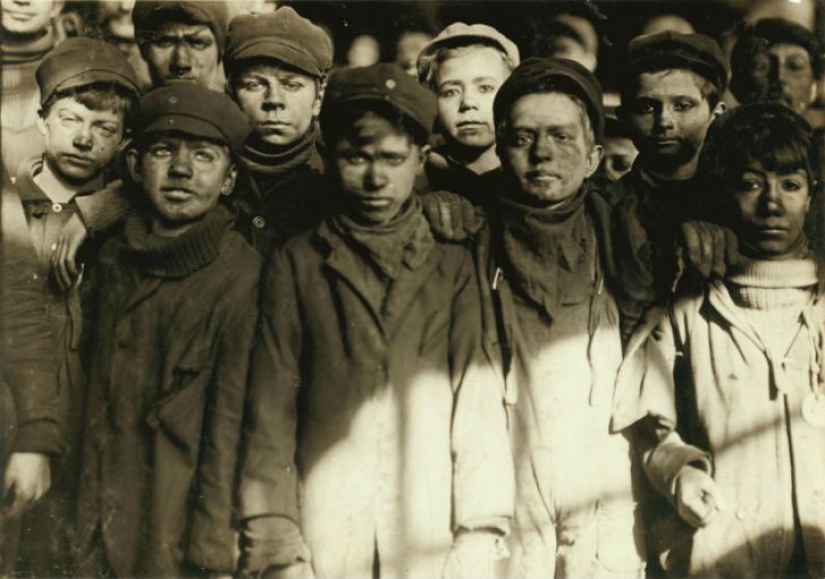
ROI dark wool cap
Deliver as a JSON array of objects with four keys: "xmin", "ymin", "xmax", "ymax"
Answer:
[
  {"xmin": 133, "ymin": 83, "xmax": 251, "ymax": 150},
  {"xmin": 321, "ymin": 63, "xmax": 437, "ymax": 138},
  {"xmin": 224, "ymin": 7, "xmax": 333, "ymax": 78},
  {"xmin": 627, "ymin": 31, "xmax": 729, "ymax": 93},
  {"xmin": 36, "ymin": 37, "xmax": 141, "ymax": 103},
  {"xmin": 494, "ymin": 57, "xmax": 605, "ymax": 140},
  {"xmin": 133, "ymin": 1, "xmax": 229, "ymax": 54},
  {"xmin": 730, "ymin": 18, "xmax": 822, "ymax": 100}
]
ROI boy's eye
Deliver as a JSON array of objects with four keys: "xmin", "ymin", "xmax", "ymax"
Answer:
[
  {"xmin": 240, "ymin": 78, "xmax": 264, "ymax": 91},
  {"xmin": 554, "ymin": 132, "xmax": 572, "ymax": 143},
  {"xmin": 736, "ymin": 178, "xmax": 763, "ymax": 193},
  {"xmin": 193, "ymin": 150, "xmax": 215, "ymax": 162},
  {"xmin": 784, "ymin": 56, "xmax": 810, "ymax": 74},
  {"xmin": 59, "ymin": 116, "xmax": 80, "ymax": 127},
  {"xmin": 153, "ymin": 36, "xmax": 174, "ymax": 48},
  {"xmin": 342, "ymin": 153, "xmax": 368, "ymax": 165},
  {"xmin": 382, "ymin": 154, "xmax": 408, "ymax": 166},
  {"xmin": 188, "ymin": 37, "xmax": 211, "ymax": 50},
  {"xmin": 633, "ymin": 102, "xmax": 655, "ymax": 115},
  {"xmin": 148, "ymin": 144, "xmax": 173, "ymax": 157},
  {"xmin": 673, "ymin": 101, "xmax": 695, "ymax": 112},
  {"xmin": 510, "ymin": 132, "xmax": 534, "ymax": 147},
  {"xmin": 781, "ymin": 179, "xmax": 804, "ymax": 192},
  {"xmin": 478, "ymin": 84, "xmax": 497, "ymax": 94},
  {"xmin": 438, "ymin": 87, "xmax": 460, "ymax": 98},
  {"xmin": 94, "ymin": 125, "xmax": 118, "ymax": 137},
  {"xmin": 281, "ymin": 80, "xmax": 304, "ymax": 91}
]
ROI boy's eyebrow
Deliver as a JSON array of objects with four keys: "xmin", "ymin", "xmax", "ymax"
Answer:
[{"xmin": 438, "ymin": 76, "xmax": 499, "ymax": 88}]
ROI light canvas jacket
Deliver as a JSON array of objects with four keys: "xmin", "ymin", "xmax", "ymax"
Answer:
[{"xmin": 612, "ymin": 273, "xmax": 825, "ymax": 578}]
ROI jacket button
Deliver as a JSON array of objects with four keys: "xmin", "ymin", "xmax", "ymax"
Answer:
[
  {"xmin": 52, "ymin": 203, "xmax": 63, "ymax": 213},
  {"xmin": 252, "ymin": 216, "xmax": 266, "ymax": 229}
]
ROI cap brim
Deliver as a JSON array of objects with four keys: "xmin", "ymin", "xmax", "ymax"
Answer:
[
  {"xmin": 230, "ymin": 40, "xmax": 321, "ymax": 77},
  {"xmin": 47, "ymin": 70, "xmax": 139, "ymax": 102},
  {"xmin": 139, "ymin": 114, "xmax": 229, "ymax": 145}
]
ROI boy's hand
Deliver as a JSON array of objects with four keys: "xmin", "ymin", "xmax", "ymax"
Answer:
[
  {"xmin": 680, "ymin": 221, "xmax": 741, "ymax": 279},
  {"xmin": 674, "ymin": 466, "xmax": 725, "ymax": 528},
  {"xmin": 3, "ymin": 452, "xmax": 51, "ymax": 518},
  {"xmin": 421, "ymin": 190, "xmax": 484, "ymax": 242},
  {"xmin": 51, "ymin": 213, "xmax": 89, "ymax": 291}
]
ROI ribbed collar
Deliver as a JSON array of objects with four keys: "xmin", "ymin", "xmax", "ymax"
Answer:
[
  {"xmin": 328, "ymin": 195, "xmax": 435, "ymax": 280},
  {"xmin": 241, "ymin": 124, "xmax": 321, "ymax": 178},
  {"xmin": 123, "ymin": 204, "xmax": 234, "ymax": 278},
  {"xmin": 0, "ymin": 26, "xmax": 55, "ymax": 65}
]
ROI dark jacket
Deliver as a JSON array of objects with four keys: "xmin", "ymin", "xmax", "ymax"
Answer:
[
  {"xmin": 75, "ymin": 206, "xmax": 261, "ymax": 577},
  {"xmin": 238, "ymin": 218, "xmax": 513, "ymax": 578}
]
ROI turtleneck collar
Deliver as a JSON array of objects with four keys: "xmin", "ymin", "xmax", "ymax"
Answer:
[
  {"xmin": 124, "ymin": 204, "xmax": 234, "ymax": 278},
  {"xmin": 241, "ymin": 123, "xmax": 321, "ymax": 177},
  {"xmin": 328, "ymin": 195, "xmax": 435, "ymax": 280},
  {"xmin": 1, "ymin": 25, "xmax": 55, "ymax": 64}
]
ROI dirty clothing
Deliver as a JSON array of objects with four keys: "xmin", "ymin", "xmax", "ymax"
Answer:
[
  {"xmin": 239, "ymin": 197, "xmax": 514, "ymax": 578},
  {"xmin": 75, "ymin": 205, "xmax": 260, "ymax": 577},
  {"xmin": 476, "ymin": 185, "xmax": 646, "ymax": 579},
  {"xmin": 606, "ymin": 165, "xmax": 704, "ymax": 344},
  {"xmin": 1, "ymin": 156, "xmax": 105, "ymax": 577},
  {"xmin": 233, "ymin": 126, "xmax": 337, "ymax": 256},
  {"xmin": 425, "ymin": 146, "xmax": 503, "ymax": 208},
  {"xmin": 613, "ymin": 257, "xmax": 825, "ymax": 578}
]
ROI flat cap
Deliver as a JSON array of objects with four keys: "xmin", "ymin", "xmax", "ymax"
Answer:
[
  {"xmin": 627, "ymin": 31, "xmax": 728, "ymax": 93},
  {"xmin": 133, "ymin": 83, "xmax": 251, "ymax": 150},
  {"xmin": 133, "ymin": 1, "xmax": 228, "ymax": 54},
  {"xmin": 494, "ymin": 57, "xmax": 605, "ymax": 140},
  {"xmin": 224, "ymin": 7, "xmax": 332, "ymax": 78},
  {"xmin": 417, "ymin": 22, "xmax": 520, "ymax": 80},
  {"xmin": 36, "ymin": 37, "xmax": 141, "ymax": 103},
  {"xmin": 321, "ymin": 63, "xmax": 437, "ymax": 138}
]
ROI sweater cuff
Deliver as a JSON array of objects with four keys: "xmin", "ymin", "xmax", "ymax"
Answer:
[
  {"xmin": 75, "ymin": 183, "xmax": 131, "ymax": 236},
  {"xmin": 13, "ymin": 419, "xmax": 63, "ymax": 455}
]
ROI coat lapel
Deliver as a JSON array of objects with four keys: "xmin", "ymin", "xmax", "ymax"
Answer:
[{"xmin": 382, "ymin": 244, "xmax": 442, "ymax": 339}]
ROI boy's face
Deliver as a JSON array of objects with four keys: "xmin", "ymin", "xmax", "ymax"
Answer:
[
  {"xmin": 38, "ymin": 97, "xmax": 124, "ymax": 185},
  {"xmin": 332, "ymin": 112, "xmax": 426, "ymax": 226},
  {"xmin": 744, "ymin": 44, "xmax": 815, "ymax": 114},
  {"xmin": 1, "ymin": 0, "xmax": 61, "ymax": 36},
  {"xmin": 728, "ymin": 162, "xmax": 810, "ymax": 258},
  {"xmin": 145, "ymin": 22, "xmax": 218, "ymax": 87},
  {"xmin": 500, "ymin": 92, "xmax": 602, "ymax": 205},
  {"xmin": 602, "ymin": 136, "xmax": 638, "ymax": 182},
  {"xmin": 436, "ymin": 46, "xmax": 508, "ymax": 152},
  {"xmin": 127, "ymin": 135, "xmax": 236, "ymax": 235},
  {"xmin": 233, "ymin": 62, "xmax": 321, "ymax": 147},
  {"xmin": 624, "ymin": 69, "xmax": 718, "ymax": 172}
]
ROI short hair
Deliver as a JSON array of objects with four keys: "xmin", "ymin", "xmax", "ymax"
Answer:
[
  {"xmin": 730, "ymin": 18, "xmax": 822, "ymax": 102},
  {"xmin": 418, "ymin": 41, "xmax": 516, "ymax": 91},
  {"xmin": 620, "ymin": 67, "xmax": 720, "ymax": 110},
  {"xmin": 40, "ymin": 82, "xmax": 137, "ymax": 123},
  {"xmin": 698, "ymin": 102, "xmax": 815, "ymax": 200},
  {"xmin": 497, "ymin": 88, "xmax": 595, "ymax": 150},
  {"xmin": 323, "ymin": 103, "xmax": 428, "ymax": 150}
]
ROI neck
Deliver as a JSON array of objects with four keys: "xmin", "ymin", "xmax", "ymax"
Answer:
[
  {"xmin": 444, "ymin": 141, "xmax": 500, "ymax": 175},
  {"xmin": 33, "ymin": 157, "xmax": 92, "ymax": 203},
  {"xmin": 1, "ymin": 27, "xmax": 48, "ymax": 45},
  {"xmin": 150, "ymin": 216, "xmax": 200, "ymax": 239},
  {"xmin": 640, "ymin": 154, "xmax": 698, "ymax": 182}
]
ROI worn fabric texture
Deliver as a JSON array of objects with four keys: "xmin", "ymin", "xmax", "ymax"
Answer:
[
  {"xmin": 613, "ymin": 258, "xmax": 825, "ymax": 578},
  {"xmin": 75, "ymin": 205, "xmax": 261, "ymax": 577},
  {"xmin": 239, "ymin": 211, "xmax": 514, "ymax": 578}
]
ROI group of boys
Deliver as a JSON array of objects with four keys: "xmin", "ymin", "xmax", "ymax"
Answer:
[{"xmin": 1, "ymin": 1, "xmax": 823, "ymax": 579}]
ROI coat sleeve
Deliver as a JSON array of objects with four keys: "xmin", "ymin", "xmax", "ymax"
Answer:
[
  {"xmin": 449, "ymin": 250, "xmax": 514, "ymax": 536},
  {"xmin": 74, "ymin": 180, "xmax": 133, "ymax": 236},
  {"xmin": 1, "ymin": 186, "xmax": 62, "ymax": 456},
  {"xmin": 187, "ymin": 251, "xmax": 261, "ymax": 573},
  {"xmin": 237, "ymin": 247, "xmax": 308, "ymax": 572},
  {"xmin": 611, "ymin": 299, "xmax": 711, "ymax": 506}
]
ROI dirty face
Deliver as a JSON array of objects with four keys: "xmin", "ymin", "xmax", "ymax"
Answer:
[
  {"xmin": 331, "ymin": 112, "xmax": 425, "ymax": 226},
  {"xmin": 743, "ymin": 44, "xmax": 815, "ymax": 114},
  {"xmin": 144, "ymin": 22, "xmax": 218, "ymax": 87},
  {"xmin": 624, "ymin": 69, "xmax": 718, "ymax": 172},
  {"xmin": 499, "ymin": 92, "xmax": 602, "ymax": 205},
  {"xmin": 727, "ymin": 162, "xmax": 811, "ymax": 258}
]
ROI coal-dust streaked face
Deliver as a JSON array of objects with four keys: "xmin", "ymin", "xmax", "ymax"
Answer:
[
  {"xmin": 727, "ymin": 162, "xmax": 810, "ymax": 258},
  {"xmin": 332, "ymin": 112, "xmax": 425, "ymax": 226},
  {"xmin": 39, "ymin": 97, "xmax": 124, "ymax": 185},
  {"xmin": 500, "ymin": 92, "xmax": 601, "ymax": 205},
  {"xmin": 129, "ymin": 135, "xmax": 236, "ymax": 235},
  {"xmin": 145, "ymin": 22, "xmax": 218, "ymax": 87}
]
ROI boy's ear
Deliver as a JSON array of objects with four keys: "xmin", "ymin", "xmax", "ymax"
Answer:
[
  {"xmin": 220, "ymin": 164, "xmax": 238, "ymax": 197},
  {"xmin": 36, "ymin": 112, "xmax": 47, "ymax": 136},
  {"xmin": 126, "ymin": 149, "xmax": 142, "ymax": 183},
  {"xmin": 312, "ymin": 78, "xmax": 327, "ymax": 118},
  {"xmin": 711, "ymin": 101, "xmax": 727, "ymax": 119},
  {"xmin": 585, "ymin": 144, "xmax": 604, "ymax": 178}
]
